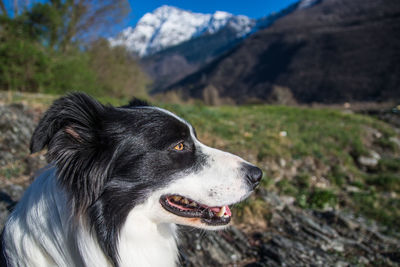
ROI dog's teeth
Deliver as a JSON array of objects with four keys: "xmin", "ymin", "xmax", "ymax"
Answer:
[
  {"xmin": 189, "ymin": 201, "xmax": 197, "ymax": 207},
  {"xmin": 216, "ymin": 206, "xmax": 226, "ymax": 217},
  {"xmin": 181, "ymin": 198, "xmax": 189, "ymax": 205},
  {"xmin": 172, "ymin": 196, "xmax": 182, "ymax": 202}
]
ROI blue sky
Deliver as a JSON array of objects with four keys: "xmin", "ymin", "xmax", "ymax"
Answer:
[{"xmin": 125, "ymin": 0, "xmax": 299, "ymax": 27}]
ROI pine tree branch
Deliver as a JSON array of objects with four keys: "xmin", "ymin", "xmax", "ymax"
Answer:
[{"xmin": 0, "ymin": 0, "xmax": 8, "ymax": 16}]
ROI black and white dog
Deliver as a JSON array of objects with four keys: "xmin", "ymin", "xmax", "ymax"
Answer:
[{"xmin": 1, "ymin": 93, "xmax": 262, "ymax": 267}]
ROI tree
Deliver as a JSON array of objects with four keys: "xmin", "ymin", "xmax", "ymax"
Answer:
[
  {"xmin": 1, "ymin": 0, "xmax": 130, "ymax": 51},
  {"xmin": 0, "ymin": 0, "xmax": 33, "ymax": 17},
  {"xmin": 0, "ymin": 1, "xmax": 7, "ymax": 16},
  {"xmin": 67, "ymin": 0, "xmax": 130, "ymax": 43},
  {"xmin": 88, "ymin": 39, "xmax": 151, "ymax": 98}
]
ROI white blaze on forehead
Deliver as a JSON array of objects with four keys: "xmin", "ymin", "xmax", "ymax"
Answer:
[
  {"xmin": 137, "ymin": 106, "xmax": 201, "ymax": 139},
  {"xmin": 142, "ymin": 106, "xmax": 191, "ymax": 126}
]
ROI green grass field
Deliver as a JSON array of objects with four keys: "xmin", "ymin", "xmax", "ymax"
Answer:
[{"xmin": 2, "ymin": 92, "xmax": 400, "ymax": 233}]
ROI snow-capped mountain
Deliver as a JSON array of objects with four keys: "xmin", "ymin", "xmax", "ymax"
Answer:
[{"xmin": 109, "ymin": 5, "xmax": 255, "ymax": 57}]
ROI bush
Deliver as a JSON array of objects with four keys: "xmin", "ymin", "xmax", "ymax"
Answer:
[
  {"xmin": 307, "ymin": 189, "xmax": 338, "ymax": 210},
  {"xmin": 0, "ymin": 36, "xmax": 50, "ymax": 92},
  {"xmin": 87, "ymin": 39, "xmax": 151, "ymax": 98},
  {"xmin": 44, "ymin": 51, "xmax": 98, "ymax": 95}
]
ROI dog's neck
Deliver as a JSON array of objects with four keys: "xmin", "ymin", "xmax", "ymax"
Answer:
[{"xmin": 118, "ymin": 210, "xmax": 178, "ymax": 267}]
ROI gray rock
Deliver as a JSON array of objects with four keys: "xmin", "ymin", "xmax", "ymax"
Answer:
[
  {"xmin": 0, "ymin": 104, "xmax": 35, "ymax": 167},
  {"xmin": 390, "ymin": 137, "xmax": 400, "ymax": 149},
  {"xmin": 358, "ymin": 150, "xmax": 381, "ymax": 168}
]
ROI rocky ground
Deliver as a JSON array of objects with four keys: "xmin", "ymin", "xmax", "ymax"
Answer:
[
  {"xmin": 0, "ymin": 103, "xmax": 46, "ymax": 227},
  {"xmin": 1, "ymin": 103, "xmax": 399, "ymax": 266},
  {"xmin": 179, "ymin": 190, "xmax": 400, "ymax": 266}
]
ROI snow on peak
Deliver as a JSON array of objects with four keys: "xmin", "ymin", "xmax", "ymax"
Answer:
[
  {"xmin": 298, "ymin": 0, "xmax": 320, "ymax": 9},
  {"xmin": 154, "ymin": 5, "xmax": 179, "ymax": 14},
  {"xmin": 213, "ymin": 11, "xmax": 232, "ymax": 20},
  {"xmin": 109, "ymin": 5, "xmax": 254, "ymax": 57}
]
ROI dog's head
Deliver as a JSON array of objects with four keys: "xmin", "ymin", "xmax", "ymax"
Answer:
[{"xmin": 31, "ymin": 93, "xmax": 262, "ymax": 261}]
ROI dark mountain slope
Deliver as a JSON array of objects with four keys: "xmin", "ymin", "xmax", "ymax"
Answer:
[
  {"xmin": 161, "ymin": 0, "xmax": 400, "ymax": 104},
  {"xmin": 141, "ymin": 26, "xmax": 244, "ymax": 90},
  {"xmin": 144, "ymin": 3, "xmax": 300, "ymax": 91}
]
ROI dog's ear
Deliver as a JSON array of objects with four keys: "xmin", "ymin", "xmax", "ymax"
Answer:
[
  {"xmin": 30, "ymin": 93, "xmax": 104, "ymax": 153},
  {"xmin": 120, "ymin": 97, "xmax": 150, "ymax": 109},
  {"xmin": 30, "ymin": 93, "xmax": 105, "ymax": 153},
  {"xmin": 30, "ymin": 93, "xmax": 110, "ymax": 215}
]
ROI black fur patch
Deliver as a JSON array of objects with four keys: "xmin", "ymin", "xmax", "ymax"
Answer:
[{"xmin": 122, "ymin": 98, "xmax": 150, "ymax": 108}]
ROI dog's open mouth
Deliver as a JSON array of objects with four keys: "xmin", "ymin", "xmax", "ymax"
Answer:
[{"xmin": 160, "ymin": 195, "xmax": 232, "ymax": 226}]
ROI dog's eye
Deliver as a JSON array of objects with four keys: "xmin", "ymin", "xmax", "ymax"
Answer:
[{"xmin": 173, "ymin": 142, "xmax": 184, "ymax": 151}]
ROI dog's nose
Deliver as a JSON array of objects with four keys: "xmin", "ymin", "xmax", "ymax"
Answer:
[{"xmin": 243, "ymin": 164, "xmax": 263, "ymax": 189}]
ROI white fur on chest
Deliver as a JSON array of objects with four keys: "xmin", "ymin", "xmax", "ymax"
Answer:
[{"xmin": 118, "ymin": 205, "xmax": 178, "ymax": 267}]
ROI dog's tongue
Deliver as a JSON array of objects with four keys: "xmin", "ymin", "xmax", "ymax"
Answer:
[{"xmin": 210, "ymin": 206, "xmax": 231, "ymax": 216}]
